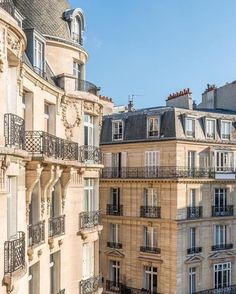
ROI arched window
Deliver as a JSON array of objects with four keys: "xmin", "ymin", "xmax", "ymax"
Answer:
[{"xmin": 72, "ymin": 16, "xmax": 81, "ymax": 44}]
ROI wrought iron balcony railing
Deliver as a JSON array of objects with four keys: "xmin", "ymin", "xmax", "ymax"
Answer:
[
  {"xmin": 28, "ymin": 220, "xmax": 45, "ymax": 247},
  {"xmin": 79, "ymin": 211, "xmax": 101, "ymax": 229},
  {"xmin": 75, "ymin": 79, "xmax": 100, "ymax": 96},
  {"xmin": 187, "ymin": 247, "xmax": 202, "ymax": 255},
  {"xmin": 57, "ymin": 290, "xmax": 65, "ymax": 294},
  {"xmin": 107, "ymin": 241, "xmax": 122, "ymax": 249},
  {"xmin": 195, "ymin": 284, "xmax": 236, "ymax": 294},
  {"xmin": 4, "ymin": 113, "xmax": 25, "ymax": 149},
  {"xmin": 79, "ymin": 145, "xmax": 102, "ymax": 164},
  {"xmin": 211, "ymin": 243, "xmax": 233, "ymax": 251},
  {"xmin": 106, "ymin": 280, "xmax": 120, "ymax": 292},
  {"xmin": 120, "ymin": 284, "xmax": 160, "ymax": 294},
  {"xmin": 106, "ymin": 204, "xmax": 123, "ymax": 216},
  {"xmin": 101, "ymin": 167, "xmax": 216, "ymax": 179},
  {"xmin": 25, "ymin": 131, "xmax": 78, "ymax": 160},
  {"xmin": 80, "ymin": 276, "xmax": 102, "ymax": 294},
  {"xmin": 212, "ymin": 205, "xmax": 234, "ymax": 217},
  {"xmin": 48, "ymin": 215, "xmax": 65, "ymax": 238},
  {"xmin": 140, "ymin": 246, "xmax": 161, "ymax": 254},
  {"xmin": 187, "ymin": 206, "xmax": 203, "ymax": 219},
  {"xmin": 4, "ymin": 231, "xmax": 25, "ymax": 274},
  {"xmin": 140, "ymin": 206, "xmax": 161, "ymax": 218},
  {"xmin": 0, "ymin": 0, "xmax": 15, "ymax": 18}
]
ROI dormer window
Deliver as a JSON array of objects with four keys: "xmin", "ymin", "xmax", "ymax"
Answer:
[
  {"xmin": 206, "ymin": 118, "xmax": 216, "ymax": 139},
  {"xmin": 34, "ymin": 38, "xmax": 45, "ymax": 77},
  {"xmin": 186, "ymin": 117, "xmax": 195, "ymax": 138},
  {"xmin": 112, "ymin": 120, "xmax": 123, "ymax": 141},
  {"xmin": 221, "ymin": 120, "xmax": 231, "ymax": 140},
  {"xmin": 72, "ymin": 17, "xmax": 82, "ymax": 44},
  {"xmin": 148, "ymin": 117, "xmax": 159, "ymax": 137}
]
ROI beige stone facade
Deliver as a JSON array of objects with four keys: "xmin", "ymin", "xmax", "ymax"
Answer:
[{"xmin": 0, "ymin": 1, "xmax": 104, "ymax": 294}]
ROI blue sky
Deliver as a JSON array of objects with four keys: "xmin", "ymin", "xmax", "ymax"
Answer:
[{"xmin": 70, "ymin": 0, "xmax": 236, "ymax": 109}]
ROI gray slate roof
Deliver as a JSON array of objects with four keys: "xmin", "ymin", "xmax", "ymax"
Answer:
[{"xmin": 13, "ymin": 0, "xmax": 71, "ymax": 40}]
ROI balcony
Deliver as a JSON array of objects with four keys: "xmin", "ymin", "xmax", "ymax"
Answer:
[
  {"xmin": 107, "ymin": 241, "xmax": 122, "ymax": 249},
  {"xmin": 187, "ymin": 206, "xmax": 203, "ymax": 219},
  {"xmin": 4, "ymin": 231, "xmax": 25, "ymax": 275},
  {"xmin": 106, "ymin": 204, "xmax": 123, "ymax": 216},
  {"xmin": 48, "ymin": 215, "xmax": 65, "ymax": 238},
  {"xmin": 79, "ymin": 145, "xmax": 102, "ymax": 164},
  {"xmin": 195, "ymin": 284, "xmax": 236, "ymax": 294},
  {"xmin": 212, "ymin": 206, "xmax": 234, "ymax": 217},
  {"xmin": 106, "ymin": 280, "xmax": 120, "ymax": 292},
  {"xmin": 0, "ymin": 0, "xmax": 15, "ymax": 18},
  {"xmin": 75, "ymin": 79, "xmax": 100, "ymax": 96},
  {"xmin": 25, "ymin": 131, "xmax": 78, "ymax": 161},
  {"xmin": 140, "ymin": 246, "xmax": 161, "ymax": 254},
  {"xmin": 80, "ymin": 276, "xmax": 102, "ymax": 294},
  {"xmin": 140, "ymin": 206, "xmax": 161, "ymax": 218},
  {"xmin": 101, "ymin": 167, "xmax": 215, "ymax": 179},
  {"xmin": 4, "ymin": 113, "xmax": 25, "ymax": 149},
  {"xmin": 211, "ymin": 244, "xmax": 233, "ymax": 251},
  {"xmin": 187, "ymin": 247, "xmax": 202, "ymax": 255},
  {"xmin": 215, "ymin": 168, "xmax": 236, "ymax": 180},
  {"xmin": 120, "ymin": 285, "xmax": 160, "ymax": 294},
  {"xmin": 79, "ymin": 211, "xmax": 101, "ymax": 230},
  {"xmin": 28, "ymin": 220, "xmax": 45, "ymax": 247}
]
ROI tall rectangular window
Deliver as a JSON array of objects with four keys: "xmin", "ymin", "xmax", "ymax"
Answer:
[
  {"xmin": 221, "ymin": 121, "xmax": 231, "ymax": 140},
  {"xmin": 214, "ymin": 263, "xmax": 231, "ymax": 289},
  {"xmin": 214, "ymin": 189, "xmax": 227, "ymax": 209},
  {"xmin": 73, "ymin": 61, "xmax": 81, "ymax": 90},
  {"xmin": 186, "ymin": 118, "xmax": 195, "ymax": 137},
  {"xmin": 144, "ymin": 188, "xmax": 158, "ymax": 206},
  {"xmin": 214, "ymin": 225, "xmax": 227, "ymax": 246},
  {"xmin": 189, "ymin": 189, "xmax": 196, "ymax": 207},
  {"xmin": 145, "ymin": 151, "xmax": 160, "ymax": 177},
  {"xmin": 84, "ymin": 114, "xmax": 94, "ymax": 146},
  {"xmin": 34, "ymin": 38, "xmax": 44, "ymax": 75},
  {"xmin": 189, "ymin": 267, "xmax": 196, "ymax": 294},
  {"xmin": 29, "ymin": 262, "xmax": 40, "ymax": 294},
  {"xmin": 144, "ymin": 227, "xmax": 157, "ymax": 248},
  {"xmin": 144, "ymin": 266, "xmax": 158, "ymax": 293},
  {"xmin": 7, "ymin": 177, "xmax": 17, "ymax": 239},
  {"xmin": 50, "ymin": 251, "xmax": 60, "ymax": 294},
  {"xmin": 189, "ymin": 227, "xmax": 196, "ymax": 249},
  {"xmin": 112, "ymin": 121, "xmax": 123, "ymax": 141},
  {"xmin": 148, "ymin": 117, "xmax": 159, "ymax": 137},
  {"xmin": 84, "ymin": 179, "xmax": 97, "ymax": 211},
  {"xmin": 206, "ymin": 119, "xmax": 216, "ymax": 139},
  {"xmin": 82, "ymin": 243, "xmax": 94, "ymax": 280},
  {"xmin": 216, "ymin": 151, "xmax": 234, "ymax": 171},
  {"xmin": 110, "ymin": 224, "xmax": 119, "ymax": 243},
  {"xmin": 44, "ymin": 103, "xmax": 50, "ymax": 133},
  {"xmin": 110, "ymin": 188, "xmax": 120, "ymax": 206},
  {"xmin": 110, "ymin": 261, "xmax": 120, "ymax": 288}
]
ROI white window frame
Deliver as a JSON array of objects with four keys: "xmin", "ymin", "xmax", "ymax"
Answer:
[
  {"xmin": 189, "ymin": 189, "xmax": 196, "ymax": 207},
  {"xmin": 110, "ymin": 223, "xmax": 119, "ymax": 243},
  {"xmin": 215, "ymin": 151, "xmax": 234, "ymax": 172},
  {"xmin": 214, "ymin": 188, "xmax": 227, "ymax": 209},
  {"xmin": 189, "ymin": 267, "xmax": 196, "ymax": 294},
  {"xmin": 206, "ymin": 118, "xmax": 216, "ymax": 139},
  {"xmin": 147, "ymin": 117, "xmax": 159, "ymax": 138},
  {"xmin": 221, "ymin": 120, "xmax": 231, "ymax": 140},
  {"xmin": 185, "ymin": 117, "xmax": 195, "ymax": 138},
  {"xmin": 144, "ymin": 266, "xmax": 158, "ymax": 293},
  {"xmin": 144, "ymin": 226, "xmax": 157, "ymax": 248},
  {"xmin": 34, "ymin": 38, "xmax": 44, "ymax": 73},
  {"xmin": 82, "ymin": 242, "xmax": 94, "ymax": 280},
  {"xmin": 189, "ymin": 227, "xmax": 196, "ymax": 248},
  {"xmin": 84, "ymin": 114, "xmax": 94, "ymax": 146},
  {"xmin": 214, "ymin": 225, "xmax": 227, "ymax": 246},
  {"xmin": 112, "ymin": 120, "xmax": 123, "ymax": 141},
  {"xmin": 214, "ymin": 262, "xmax": 231, "ymax": 289},
  {"xmin": 84, "ymin": 179, "xmax": 97, "ymax": 211},
  {"xmin": 144, "ymin": 188, "xmax": 158, "ymax": 206},
  {"xmin": 110, "ymin": 260, "xmax": 120, "ymax": 288}
]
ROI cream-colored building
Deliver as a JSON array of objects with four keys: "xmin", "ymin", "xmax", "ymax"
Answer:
[
  {"xmin": 0, "ymin": 0, "xmax": 108, "ymax": 293},
  {"xmin": 100, "ymin": 89, "xmax": 236, "ymax": 294}
]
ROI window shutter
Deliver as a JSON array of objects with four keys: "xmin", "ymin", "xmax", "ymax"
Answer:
[
  {"xmin": 104, "ymin": 153, "xmax": 112, "ymax": 167},
  {"xmin": 121, "ymin": 152, "xmax": 127, "ymax": 167}
]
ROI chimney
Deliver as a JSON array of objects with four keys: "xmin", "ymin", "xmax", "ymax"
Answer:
[
  {"xmin": 166, "ymin": 88, "xmax": 193, "ymax": 109},
  {"xmin": 128, "ymin": 96, "xmax": 134, "ymax": 112}
]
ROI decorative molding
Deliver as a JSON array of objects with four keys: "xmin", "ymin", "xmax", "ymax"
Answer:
[
  {"xmin": 60, "ymin": 167, "xmax": 74, "ymax": 211},
  {"xmin": 84, "ymin": 101, "xmax": 102, "ymax": 117},
  {"xmin": 185, "ymin": 254, "xmax": 204, "ymax": 264}
]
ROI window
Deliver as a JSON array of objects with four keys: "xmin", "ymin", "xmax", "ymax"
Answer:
[
  {"xmin": 73, "ymin": 61, "xmax": 81, "ymax": 90},
  {"xmin": 50, "ymin": 251, "xmax": 60, "ymax": 294},
  {"xmin": 214, "ymin": 189, "xmax": 227, "ymax": 211},
  {"xmin": 72, "ymin": 17, "xmax": 81, "ymax": 43},
  {"xmin": 189, "ymin": 189, "xmax": 196, "ymax": 207},
  {"xmin": 186, "ymin": 118, "xmax": 195, "ymax": 137},
  {"xmin": 7, "ymin": 177, "xmax": 17, "ymax": 239},
  {"xmin": 84, "ymin": 114, "xmax": 94, "ymax": 146},
  {"xmin": 22, "ymin": 95, "xmax": 26, "ymax": 120},
  {"xmin": 214, "ymin": 262, "xmax": 231, "ymax": 289},
  {"xmin": 29, "ymin": 262, "xmax": 40, "ymax": 294},
  {"xmin": 221, "ymin": 121, "xmax": 231, "ymax": 140},
  {"xmin": 148, "ymin": 117, "xmax": 159, "ymax": 137},
  {"xmin": 206, "ymin": 119, "xmax": 216, "ymax": 139},
  {"xmin": 110, "ymin": 224, "xmax": 119, "ymax": 243},
  {"xmin": 82, "ymin": 243, "xmax": 94, "ymax": 279},
  {"xmin": 144, "ymin": 266, "xmax": 158, "ymax": 293},
  {"xmin": 214, "ymin": 225, "xmax": 227, "ymax": 246},
  {"xmin": 84, "ymin": 179, "xmax": 97, "ymax": 212},
  {"xmin": 145, "ymin": 151, "xmax": 160, "ymax": 177},
  {"xmin": 188, "ymin": 151, "xmax": 196, "ymax": 174},
  {"xmin": 112, "ymin": 121, "xmax": 123, "ymax": 140},
  {"xmin": 144, "ymin": 188, "xmax": 158, "ymax": 206},
  {"xmin": 189, "ymin": 227, "xmax": 196, "ymax": 249},
  {"xmin": 110, "ymin": 261, "xmax": 120, "ymax": 288},
  {"xmin": 44, "ymin": 103, "xmax": 50, "ymax": 132},
  {"xmin": 215, "ymin": 151, "xmax": 234, "ymax": 171},
  {"xmin": 110, "ymin": 188, "xmax": 120, "ymax": 206},
  {"xmin": 189, "ymin": 267, "xmax": 196, "ymax": 294},
  {"xmin": 144, "ymin": 226, "xmax": 157, "ymax": 248},
  {"xmin": 34, "ymin": 38, "xmax": 44, "ymax": 75}
]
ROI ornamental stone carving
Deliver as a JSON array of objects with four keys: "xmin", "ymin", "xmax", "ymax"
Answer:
[
  {"xmin": 7, "ymin": 31, "xmax": 20, "ymax": 57},
  {"xmin": 61, "ymin": 98, "xmax": 81, "ymax": 140},
  {"xmin": 84, "ymin": 101, "xmax": 102, "ymax": 116}
]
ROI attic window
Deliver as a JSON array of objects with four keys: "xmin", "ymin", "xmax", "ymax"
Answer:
[
  {"xmin": 112, "ymin": 120, "xmax": 123, "ymax": 141},
  {"xmin": 185, "ymin": 117, "xmax": 195, "ymax": 138},
  {"xmin": 34, "ymin": 37, "xmax": 45, "ymax": 77},
  {"xmin": 72, "ymin": 16, "xmax": 82, "ymax": 44},
  {"xmin": 147, "ymin": 117, "xmax": 159, "ymax": 137}
]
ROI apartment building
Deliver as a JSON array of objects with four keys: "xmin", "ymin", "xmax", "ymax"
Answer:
[
  {"xmin": 0, "ymin": 0, "xmax": 110, "ymax": 293},
  {"xmin": 100, "ymin": 88, "xmax": 236, "ymax": 294}
]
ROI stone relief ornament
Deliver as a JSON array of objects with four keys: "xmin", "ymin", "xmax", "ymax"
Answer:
[
  {"xmin": 61, "ymin": 98, "xmax": 81, "ymax": 139},
  {"xmin": 7, "ymin": 31, "xmax": 20, "ymax": 57},
  {"xmin": 84, "ymin": 101, "xmax": 93, "ymax": 112}
]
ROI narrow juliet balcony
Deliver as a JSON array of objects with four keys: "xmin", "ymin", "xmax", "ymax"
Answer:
[
  {"xmin": 4, "ymin": 231, "xmax": 25, "ymax": 275},
  {"xmin": 4, "ymin": 113, "xmax": 25, "ymax": 149},
  {"xmin": 120, "ymin": 284, "xmax": 160, "ymax": 294},
  {"xmin": 79, "ymin": 145, "xmax": 102, "ymax": 164},
  {"xmin": 48, "ymin": 215, "xmax": 65, "ymax": 238},
  {"xmin": 212, "ymin": 205, "xmax": 234, "ymax": 217},
  {"xmin": 80, "ymin": 276, "xmax": 102, "ymax": 294},
  {"xmin": 79, "ymin": 211, "xmax": 101, "ymax": 230},
  {"xmin": 106, "ymin": 280, "xmax": 120, "ymax": 293},
  {"xmin": 106, "ymin": 204, "xmax": 123, "ymax": 216},
  {"xmin": 25, "ymin": 131, "xmax": 78, "ymax": 161},
  {"xmin": 187, "ymin": 206, "xmax": 203, "ymax": 219},
  {"xmin": 28, "ymin": 220, "xmax": 45, "ymax": 247},
  {"xmin": 140, "ymin": 206, "xmax": 161, "ymax": 218},
  {"xmin": 75, "ymin": 79, "xmax": 100, "ymax": 96},
  {"xmin": 187, "ymin": 247, "xmax": 202, "ymax": 255},
  {"xmin": 195, "ymin": 284, "xmax": 236, "ymax": 294},
  {"xmin": 107, "ymin": 241, "xmax": 122, "ymax": 249},
  {"xmin": 211, "ymin": 243, "xmax": 233, "ymax": 251},
  {"xmin": 140, "ymin": 246, "xmax": 161, "ymax": 254}
]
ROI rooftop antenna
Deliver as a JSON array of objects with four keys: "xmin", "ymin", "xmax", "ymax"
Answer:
[{"xmin": 128, "ymin": 94, "xmax": 143, "ymax": 111}]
